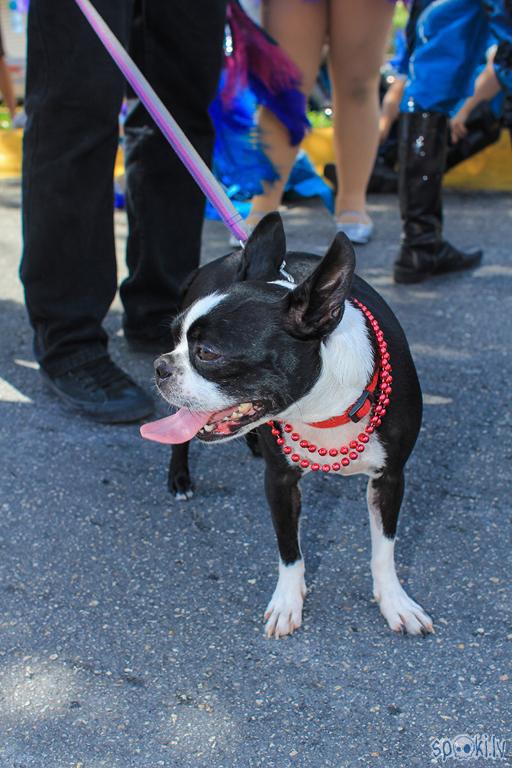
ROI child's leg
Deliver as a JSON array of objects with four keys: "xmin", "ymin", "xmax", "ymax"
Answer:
[{"xmin": 248, "ymin": 0, "xmax": 327, "ymax": 228}]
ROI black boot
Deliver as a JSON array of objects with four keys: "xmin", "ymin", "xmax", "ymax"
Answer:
[{"xmin": 394, "ymin": 111, "xmax": 482, "ymax": 284}]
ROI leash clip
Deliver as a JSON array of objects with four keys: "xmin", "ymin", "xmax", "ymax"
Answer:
[
  {"xmin": 279, "ymin": 260, "xmax": 295, "ymax": 283},
  {"xmin": 348, "ymin": 390, "xmax": 373, "ymax": 423}
]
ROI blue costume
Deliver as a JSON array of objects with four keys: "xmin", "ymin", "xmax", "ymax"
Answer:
[{"xmin": 403, "ymin": 0, "xmax": 512, "ymax": 113}]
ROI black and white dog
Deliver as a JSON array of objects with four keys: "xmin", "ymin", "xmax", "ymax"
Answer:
[{"xmin": 141, "ymin": 213, "xmax": 433, "ymax": 638}]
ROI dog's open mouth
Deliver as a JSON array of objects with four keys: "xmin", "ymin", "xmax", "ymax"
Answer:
[
  {"xmin": 197, "ymin": 401, "xmax": 267, "ymax": 442},
  {"xmin": 140, "ymin": 401, "xmax": 267, "ymax": 445}
]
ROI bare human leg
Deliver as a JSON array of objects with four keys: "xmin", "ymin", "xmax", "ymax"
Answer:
[{"xmin": 329, "ymin": 0, "xmax": 394, "ymax": 240}]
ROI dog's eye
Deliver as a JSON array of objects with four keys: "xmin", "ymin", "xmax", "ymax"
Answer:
[{"xmin": 196, "ymin": 344, "xmax": 221, "ymax": 362}]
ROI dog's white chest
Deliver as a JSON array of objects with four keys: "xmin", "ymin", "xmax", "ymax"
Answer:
[{"xmin": 282, "ymin": 419, "xmax": 386, "ymax": 478}]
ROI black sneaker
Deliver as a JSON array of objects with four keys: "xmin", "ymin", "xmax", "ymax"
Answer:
[
  {"xmin": 394, "ymin": 241, "xmax": 483, "ymax": 284},
  {"xmin": 41, "ymin": 355, "xmax": 154, "ymax": 424}
]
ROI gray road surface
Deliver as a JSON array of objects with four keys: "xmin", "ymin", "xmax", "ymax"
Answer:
[{"xmin": 0, "ymin": 179, "xmax": 511, "ymax": 768}]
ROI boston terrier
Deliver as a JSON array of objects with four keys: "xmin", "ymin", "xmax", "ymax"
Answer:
[{"xmin": 141, "ymin": 213, "xmax": 433, "ymax": 638}]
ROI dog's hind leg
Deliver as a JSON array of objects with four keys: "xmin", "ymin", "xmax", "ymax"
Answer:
[
  {"xmin": 169, "ymin": 442, "xmax": 193, "ymax": 501},
  {"xmin": 262, "ymin": 464, "xmax": 307, "ymax": 638},
  {"xmin": 367, "ymin": 472, "xmax": 433, "ymax": 635}
]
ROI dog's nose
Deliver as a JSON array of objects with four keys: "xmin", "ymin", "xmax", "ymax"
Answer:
[{"xmin": 154, "ymin": 355, "xmax": 173, "ymax": 381}]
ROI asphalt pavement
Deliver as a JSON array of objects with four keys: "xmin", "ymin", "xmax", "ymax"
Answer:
[{"xmin": 0, "ymin": 179, "xmax": 511, "ymax": 768}]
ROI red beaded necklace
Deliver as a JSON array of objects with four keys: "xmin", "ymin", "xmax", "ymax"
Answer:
[{"xmin": 266, "ymin": 298, "xmax": 392, "ymax": 473}]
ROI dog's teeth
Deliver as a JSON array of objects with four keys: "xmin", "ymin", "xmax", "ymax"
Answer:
[
  {"xmin": 203, "ymin": 424, "xmax": 215, "ymax": 432},
  {"xmin": 230, "ymin": 411, "xmax": 239, "ymax": 420},
  {"xmin": 238, "ymin": 403, "xmax": 252, "ymax": 414}
]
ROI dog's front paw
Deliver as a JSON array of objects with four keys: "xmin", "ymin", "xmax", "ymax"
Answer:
[
  {"xmin": 174, "ymin": 487, "xmax": 194, "ymax": 501},
  {"xmin": 376, "ymin": 583, "xmax": 433, "ymax": 636},
  {"xmin": 264, "ymin": 592, "xmax": 305, "ymax": 638},
  {"xmin": 169, "ymin": 471, "xmax": 193, "ymax": 501},
  {"xmin": 264, "ymin": 561, "xmax": 306, "ymax": 638}
]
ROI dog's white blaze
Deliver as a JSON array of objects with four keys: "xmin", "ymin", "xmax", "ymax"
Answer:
[
  {"xmin": 367, "ymin": 481, "xmax": 433, "ymax": 635},
  {"xmin": 265, "ymin": 559, "xmax": 306, "ymax": 638},
  {"xmin": 171, "ymin": 293, "xmax": 234, "ymax": 411},
  {"xmin": 174, "ymin": 293, "xmax": 228, "ymax": 355}
]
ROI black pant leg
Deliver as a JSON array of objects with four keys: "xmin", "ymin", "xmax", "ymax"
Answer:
[
  {"xmin": 121, "ymin": 0, "xmax": 227, "ymax": 338},
  {"xmin": 20, "ymin": 0, "xmax": 133, "ymax": 375}
]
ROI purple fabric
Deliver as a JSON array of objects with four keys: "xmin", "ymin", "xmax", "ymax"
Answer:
[{"xmin": 225, "ymin": 0, "xmax": 309, "ymax": 145}]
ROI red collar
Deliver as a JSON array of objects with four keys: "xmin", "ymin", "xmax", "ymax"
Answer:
[{"xmin": 305, "ymin": 363, "xmax": 380, "ymax": 429}]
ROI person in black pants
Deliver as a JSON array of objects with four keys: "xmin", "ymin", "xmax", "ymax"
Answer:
[{"xmin": 20, "ymin": 0, "xmax": 227, "ymax": 422}]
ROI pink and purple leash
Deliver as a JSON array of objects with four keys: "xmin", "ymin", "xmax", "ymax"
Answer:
[{"xmin": 74, "ymin": 0, "xmax": 249, "ymax": 245}]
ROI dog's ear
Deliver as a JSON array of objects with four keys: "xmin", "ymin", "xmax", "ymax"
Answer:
[
  {"xmin": 284, "ymin": 232, "xmax": 355, "ymax": 339},
  {"xmin": 238, "ymin": 212, "xmax": 286, "ymax": 281}
]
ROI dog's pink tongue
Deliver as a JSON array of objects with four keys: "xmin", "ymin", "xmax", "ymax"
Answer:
[{"xmin": 140, "ymin": 409, "xmax": 211, "ymax": 444}]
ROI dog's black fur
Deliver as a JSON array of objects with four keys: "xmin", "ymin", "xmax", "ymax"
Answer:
[
  {"xmin": 170, "ymin": 215, "xmax": 421, "ymax": 536},
  {"xmin": 150, "ymin": 214, "xmax": 429, "ymax": 636}
]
